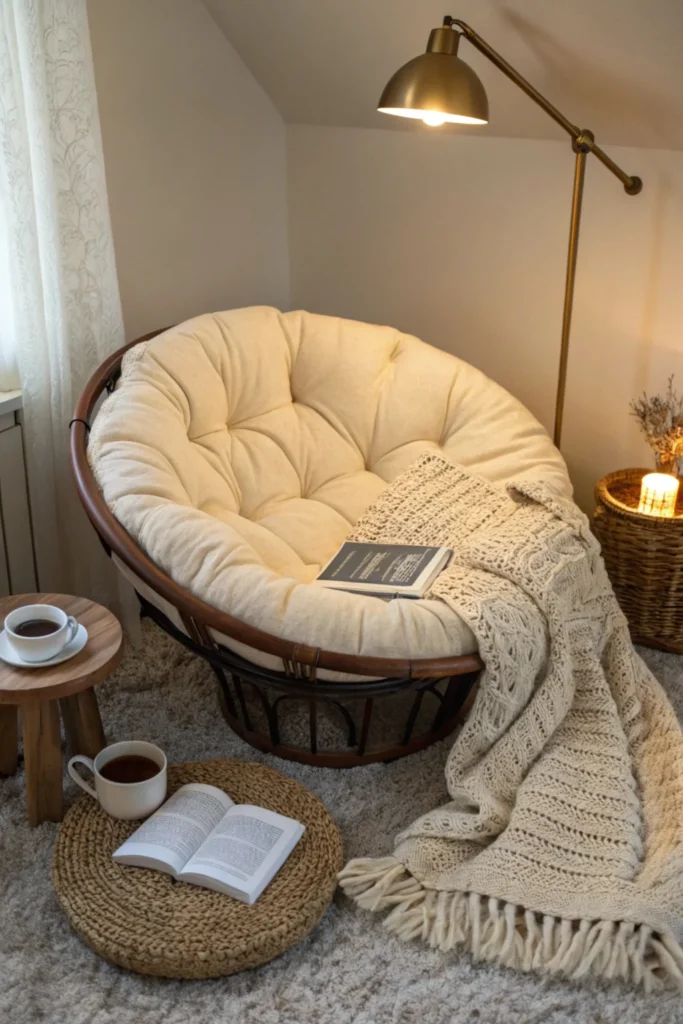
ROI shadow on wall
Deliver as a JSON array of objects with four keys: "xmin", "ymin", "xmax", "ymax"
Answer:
[
  {"xmin": 501, "ymin": 8, "xmax": 682, "ymax": 151},
  {"xmin": 637, "ymin": 173, "xmax": 672, "ymax": 387},
  {"xmin": 564, "ymin": 164, "xmax": 682, "ymax": 511}
]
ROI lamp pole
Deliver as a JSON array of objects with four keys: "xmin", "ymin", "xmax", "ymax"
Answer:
[
  {"xmin": 446, "ymin": 17, "xmax": 642, "ymax": 448},
  {"xmin": 555, "ymin": 140, "xmax": 588, "ymax": 448}
]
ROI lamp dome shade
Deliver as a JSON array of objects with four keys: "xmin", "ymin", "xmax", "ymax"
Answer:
[{"xmin": 378, "ymin": 28, "xmax": 488, "ymax": 126}]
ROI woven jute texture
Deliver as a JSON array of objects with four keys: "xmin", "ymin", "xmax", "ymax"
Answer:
[
  {"xmin": 593, "ymin": 468, "xmax": 683, "ymax": 653},
  {"xmin": 52, "ymin": 760, "xmax": 343, "ymax": 979}
]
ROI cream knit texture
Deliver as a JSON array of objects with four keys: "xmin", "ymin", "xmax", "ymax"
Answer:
[{"xmin": 338, "ymin": 454, "xmax": 683, "ymax": 991}]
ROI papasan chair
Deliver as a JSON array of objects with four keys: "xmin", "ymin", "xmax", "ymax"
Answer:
[{"xmin": 71, "ymin": 307, "xmax": 570, "ymax": 766}]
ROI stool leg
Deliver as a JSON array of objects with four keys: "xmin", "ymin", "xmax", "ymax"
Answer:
[
  {"xmin": 22, "ymin": 700, "xmax": 63, "ymax": 826},
  {"xmin": 60, "ymin": 689, "xmax": 106, "ymax": 758},
  {"xmin": 0, "ymin": 705, "xmax": 18, "ymax": 776}
]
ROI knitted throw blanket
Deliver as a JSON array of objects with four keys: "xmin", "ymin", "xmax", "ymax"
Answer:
[{"xmin": 338, "ymin": 454, "xmax": 683, "ymax": 991}]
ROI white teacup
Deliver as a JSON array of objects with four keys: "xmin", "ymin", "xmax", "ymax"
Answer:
[
  {"xmin": 4, "ymin": 603, "xmax": 78, "ymax": 663},
  {"xmin": 68, "ymin": 740, "xmax": 167, "ymax": 820}
]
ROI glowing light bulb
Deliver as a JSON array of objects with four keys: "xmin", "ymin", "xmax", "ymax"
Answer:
[{"xmin": 422, "ymin": 112, "xmax": 447, "ymax": 127}]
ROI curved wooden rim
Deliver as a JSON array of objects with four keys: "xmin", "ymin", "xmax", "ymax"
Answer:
[{"xmin": 70, "ymin": 328, "xmax": 483, "ymax": 680}]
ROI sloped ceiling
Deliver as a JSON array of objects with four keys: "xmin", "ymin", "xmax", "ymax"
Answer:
[{"xmin": 203, "ymin": 0, "xmax": 683, "ymax": 150}]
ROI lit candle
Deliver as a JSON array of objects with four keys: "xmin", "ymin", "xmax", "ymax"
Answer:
[{"xmin": 638, "ymin": 472, "xmax": 680, "ymax": 517}]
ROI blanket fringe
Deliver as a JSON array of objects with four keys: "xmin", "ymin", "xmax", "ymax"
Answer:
[{"xmin": 338, "ymin": 858, "xmax": 683, "ymax": 993}]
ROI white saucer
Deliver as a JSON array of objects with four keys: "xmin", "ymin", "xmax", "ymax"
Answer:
[{"xmin": 0, "ymin": 623, "xmax": 89, "ymax": 669}]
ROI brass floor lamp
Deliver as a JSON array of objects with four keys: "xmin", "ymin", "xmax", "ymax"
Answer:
[{"xmin": 378, "ymin": 16, "xmax": 642, "ymax": 449}]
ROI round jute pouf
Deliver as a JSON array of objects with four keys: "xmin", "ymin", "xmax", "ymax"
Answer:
[{"xmin": 52, "ymin": 760, "xmax": 343, "ymax": 978}]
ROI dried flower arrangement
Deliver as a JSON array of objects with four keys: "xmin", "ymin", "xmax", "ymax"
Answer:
[{"xmin": 631, "ymin": 376, "xmax": 683, "ymax": 474}]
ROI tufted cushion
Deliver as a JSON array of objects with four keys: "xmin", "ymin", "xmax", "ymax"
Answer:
[{"xmin": 89, "ymin": 307, "xmax": 570, "ymax": 673}]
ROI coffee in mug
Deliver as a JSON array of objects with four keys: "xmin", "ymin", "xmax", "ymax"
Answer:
[
  {"xmin": 13, "ymin": 619, "xmax": 60, "ymax": 638},
  {"xmin": 99, "ymin": 754, "xmax": 161, "ymax": 784},
  {"xmin": 4, "ymin": 604, "xmax": 78, "ymax": 663},
  {"xmin": 68, "ymin": 740, "xmax": 167, "ymax": 820}
]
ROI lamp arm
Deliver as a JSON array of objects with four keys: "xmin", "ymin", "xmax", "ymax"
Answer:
[
  {"xmin": 438, "ymin": 16, "xmax": 642, "ymax": 449},
  {"xmin": 449, "ymin": 18, "xmax": 642, "ymax": 195}
]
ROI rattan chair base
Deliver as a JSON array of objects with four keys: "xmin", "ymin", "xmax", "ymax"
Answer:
[
  {"xmin": 53, "ymin": 760, "xmax": 343, "ymax": 978},
  {"xmin": 593, "ymin": 468, "xmax": 683, "ymax": 653},
  {"xmin": 141, "ymin": 598, "xmax": 479, "ymax": 767}
]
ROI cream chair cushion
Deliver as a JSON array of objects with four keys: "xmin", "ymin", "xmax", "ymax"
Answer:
[{"xmin": 89, "ymin": 307, "xmax": 570, "ymax": 673}]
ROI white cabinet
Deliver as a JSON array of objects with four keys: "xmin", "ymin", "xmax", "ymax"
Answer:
[{"xmin": 0, "ymin": 391, "xmax": 37, "ymax": 595}]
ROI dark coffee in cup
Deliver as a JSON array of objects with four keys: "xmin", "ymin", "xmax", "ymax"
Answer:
[
  {"xmin": 12, "ymin": 618, "xmax": 60, "ymax": 638},
  {"xmin": 99, "ymin": 755, "xmax": 161, "ymax": 784},
  {"xmin": 4, "ymin": 603, "xmax": 79, "ymax": 663},
  {"xmin": 68, "ymin": 741, "xmax": 168, "ymax": 819}
]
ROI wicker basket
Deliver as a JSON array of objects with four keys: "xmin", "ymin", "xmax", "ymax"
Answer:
[{"xmin": 593, "ymin": 468, "xmax": 683, "ymax": 653}]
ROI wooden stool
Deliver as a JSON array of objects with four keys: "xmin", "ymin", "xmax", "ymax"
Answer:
[{"xmin": 0, "ymin": 594, "xmax": 123, "ymax": 825}]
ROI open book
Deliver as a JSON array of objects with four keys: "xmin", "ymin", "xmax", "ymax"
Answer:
[{"xmin": 113, "ymin": 783, "xmax": 305, "ymax": 905}]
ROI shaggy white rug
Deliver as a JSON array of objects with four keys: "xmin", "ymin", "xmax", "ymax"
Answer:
[{"xmin": 2, "ymin": 621, "xmax": 683, "ymax": 1024}]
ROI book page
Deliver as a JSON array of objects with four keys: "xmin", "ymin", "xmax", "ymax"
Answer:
[
  {"xmin": 181, "ymin": 805, "xmax": 304, "ymax": 899},
  {"xmin": 113, "ymin": 783, "xmax": 234, "ymax": 876}
]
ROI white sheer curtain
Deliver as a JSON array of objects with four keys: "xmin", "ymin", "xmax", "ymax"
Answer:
[{"xmin": 0, "ymin": 0, "xmax": 126, "ymax": 605}]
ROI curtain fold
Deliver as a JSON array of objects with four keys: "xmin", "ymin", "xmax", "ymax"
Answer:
[{"xmin": 0, "ymin": 0, "xmax": 128, "ymax": 607}]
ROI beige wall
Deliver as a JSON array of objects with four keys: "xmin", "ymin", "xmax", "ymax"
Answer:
[
  {"xmin": 85, "ymin": 0, "xmax": 683, "ymax": 515},
  {"xmin": 288, "ymin": 124, "xmax": 683, "ymax": 510},
  {"xmin": 87, "ymin": 0, "xmax": 289, "ymax": 340}
]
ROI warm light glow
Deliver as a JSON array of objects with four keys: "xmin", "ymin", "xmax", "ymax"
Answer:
[
  {"xmin": 638, "ymin": 472, "xmax": 679, "ymax": 517},
  {"xmin": 422, "ymin": 112, "xmax": 447, "ymax": 127},
  {"xmin": 378, "ymin": 107, "xmax": 488, "ymax": 126}
]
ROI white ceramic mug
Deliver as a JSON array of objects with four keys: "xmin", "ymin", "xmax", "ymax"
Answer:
[
  {"xmin": 68, "ymin": 740, "xmax": 167, "ymax": 820},
  {"xmin": 4, "ymin": 603, "xmax": 78, "ymax": 663}
]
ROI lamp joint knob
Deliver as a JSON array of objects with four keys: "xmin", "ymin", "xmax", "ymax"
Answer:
[{"xmin": 573, "ymin": 130, "xmax": 595, "ymax": 154}]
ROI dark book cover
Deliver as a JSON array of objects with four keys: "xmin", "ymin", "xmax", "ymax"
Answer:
[{"xmin": 317, "ymin": 542, "xmax": 445, "ymax": 588}]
